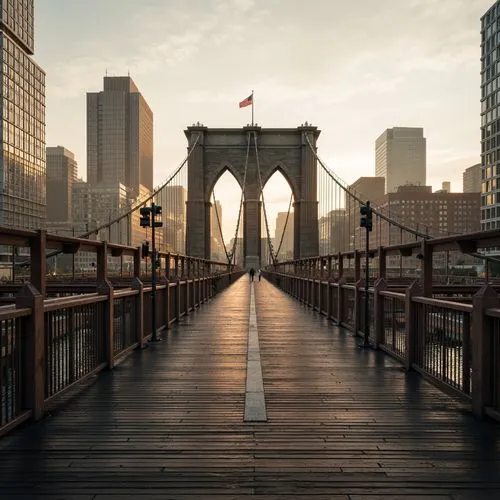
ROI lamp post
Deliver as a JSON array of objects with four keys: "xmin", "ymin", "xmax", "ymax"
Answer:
[
  {"xmin": 359, "ymin": 200, "xmax": 373, "ymax": 348},
  {"xmin": 140, "ymin": 202, "xmax": 163, "ymax": 342}
]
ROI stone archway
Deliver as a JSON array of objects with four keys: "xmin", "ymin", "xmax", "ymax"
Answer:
[{"xmin": 185, "ymin": 124, "xmax": 320, "ymax": 267}]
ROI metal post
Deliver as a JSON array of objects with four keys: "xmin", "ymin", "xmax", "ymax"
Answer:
[
  {"xmin": 358, "ymin": 201, "xmax": 372, "ymax": 348},
  {"xmin": 151, "ymin": 202, "xmax": 159, "ymax": 342},
  {"xmin": 363, "ymin": 228, "xmax": 370, "ymax": 346}
]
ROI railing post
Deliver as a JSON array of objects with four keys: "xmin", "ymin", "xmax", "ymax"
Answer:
[
  {"xmin": 354, "ymin": 278, "xmax": 365, "ymax": 335},
  {"xmin": 471, "ymin": 284, "xmax": 498, "ymax": 419},
  {"xmin": 203, "ymin": 274, "xmax": 208, "ymax": 302},
  {"xmin": 131, "ymin": 277, "xmax": 144, "ymax": 347},
  {"xmin": 165, "ymin": 253, "xmax": 171, "ymax": 280},
  {"xmin": 421, "ymin": 240, "xmax": 433, "ymax": 297},
  {"xmin": 30, "ymin": 230, "xmax": 47, "ymax": 297},
  {"xmin": 373, "ymin": 278, "xmax": 387, "ymax": 349},
  {"xmin": 98, "ymin": 279, "xmax": 114, "ymax": 369},
  {"xmin": 317, "ymin": 278, "xmax": 321, "ymax": 312},
  {"xmin": 338, "ymin": 252, "xmax": 343, "ymax": 280},
  {"xmin": 16, "ymin": 284, "xmax": 45, "ymax": 420},
  {"xmin": 97, "ymin": 241, "xmax": 108, "ymax": 283},
  {"xmin": 133, "ymin": 247, "xmax": 141, "ymax": 279},
  {"xmin": 378, "ymin": 246, "xmax": 386, "ymax": 280},
  {"xmin": 163, "ymin": 279, "xmax": 171, "ymax": 330},
  {"xmin": 354, "ymin": 251, "xmax": 361, "ymax": 282},
  {"xmin": 185, "ymin": 278, "xmax": 190, "ymax": 314},
  {"xmin": 176, "ymin": 279, "xmax": 181, "ymax": 320},
  {"xmin": 404, "ymin": 280, "xmax": 423, "ymax": 371},
  {"xmin": 337, "ymin": 278, "xmax": 345, "ymax": 324},
  {"xmin": 326, "ymin": 280, "xmax": 332, "ymax": 319}
]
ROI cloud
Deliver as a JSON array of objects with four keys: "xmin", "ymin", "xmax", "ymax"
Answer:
[{"xmin": 38, "ymin": 0, "xmax": 492, "ymax": 229}]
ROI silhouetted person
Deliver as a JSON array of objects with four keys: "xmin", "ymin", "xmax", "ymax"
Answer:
[
  {"xmin": 249, "ymin": 268, "xmax": 255, "ymax": 281},
  {"xmin": 258, "ymin": 269, "xmax": 261, "ymax": 281}
]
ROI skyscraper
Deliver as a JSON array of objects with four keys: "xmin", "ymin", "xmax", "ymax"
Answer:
[
  {"xmin": 481, "ymin": 2, "xmax": 500, "ymax": 230},
  {"xmin": 46, "ymin": 147, "xmax": 78, "ymax": 222},
  {"xmin": 375, "ymin": 128, "xmax": 426, "ymax": 194},
  {"xmin": 463, "ymin": 164, "xmax": 481, "ymax": 193},
  {"xmin": 158, "ymin": 185, "xmax": 186, "ymax": 253},
  {"xmin": 275, "ymin": 212, "xmax": 294, "ymax": 260},
  {"xmin": 210, "ymin": 200, "xmax": 225, "ymax": 261},
  {"xmin": 87, "ymin": 76, "xmax": 153, "ymax": 198},
  {"xmin": 0, "ymin": 0, "xmax": 46, "ymax": 229}
]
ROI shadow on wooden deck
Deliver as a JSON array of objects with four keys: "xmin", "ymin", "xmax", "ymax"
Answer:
[{"xmin": 0, "ymin": 277, "xmax": 499, "ymax": 499}]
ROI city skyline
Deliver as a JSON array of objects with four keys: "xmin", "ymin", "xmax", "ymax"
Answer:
[{"xmin": 33, "ymin": 0, "xmax": 492, "ymax": 242}]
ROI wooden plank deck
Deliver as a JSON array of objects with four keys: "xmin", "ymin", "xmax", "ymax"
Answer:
[{"xmin": 0, "ymin": 277, "xmax": 499, "ymax": 499}]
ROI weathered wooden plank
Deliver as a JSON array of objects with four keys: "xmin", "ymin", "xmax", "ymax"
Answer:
[{"xmin": 0, "ymin": 277, "xmax": 499, "ymax": 498}]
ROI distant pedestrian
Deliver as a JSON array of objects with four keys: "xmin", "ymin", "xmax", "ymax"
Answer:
[
  {"xmin": 258, "ymin": 269, "xmax": 261, "ymax": 281},
  {"xmin": 249, "ymin": 268, "xmax": 255, "ymax": 281}
]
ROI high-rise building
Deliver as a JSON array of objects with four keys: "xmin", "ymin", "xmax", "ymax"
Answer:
[
  {"xmin": 481, "ymin": 3, "xmax": 500, "ymax": 230},
  {"xmin": 46, "ymin": 147, "xmax": 78, "ymax": 222},
  {"xmin": 159, "ymin": 185, "xmax": 186, "ymax": 254},
  {"xmin": 229, "ymin": 237, "xmax": 244, "ymax": 267},
  {"xmin": 210, "ymin": 200, "xmax": 225, "ymax": 261},
  {"xmin": 261, "ymin": 237, "xmax": 274, "ymax": 266},
  {"xmin": 0, "ymin": 0, "xmax": 46, "ymax": 229},
  {"xmin": 375, "ymin": 127, "xmax": 426, "ymax": 194},
  {"xmin": 463, "ymin": 163, "xmax": 481, "ymax": 193},
  {"xmin": 87, "ymin": 76, "xmax": 153, "ymax": 198},
  {"xmin": 319, "ymin": 209, "xmax": 346, "ymax": 255},
  {"xmin": 346, "ymin": 177, "xmax": 385, "ymax": 252},
  {"xmin": 375, "ymin": 185, "xmax": 480, "ymax": 246},
  {"xmin": 275, "ymin": 211, "xmax": 294, "ymax": 260}
]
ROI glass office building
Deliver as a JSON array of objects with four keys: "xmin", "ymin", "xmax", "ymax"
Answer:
[{"xmin": 0, "ymin": 0, "xmax": 46, "ymax": 229}]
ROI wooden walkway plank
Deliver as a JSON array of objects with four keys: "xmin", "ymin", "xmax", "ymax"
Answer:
[{"xmin": 0, "ymin": 277, "xmax": 498, "ymax": 498}]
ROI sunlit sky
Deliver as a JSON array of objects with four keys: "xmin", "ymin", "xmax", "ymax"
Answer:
[{"xmin": 36, "ymin": 0, "xmax": 491, "ymax": 241}]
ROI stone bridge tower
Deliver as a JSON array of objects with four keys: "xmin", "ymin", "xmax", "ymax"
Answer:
[{"xmin": 185, "ymin": 124, "xmax": 320, "ymax": 267}]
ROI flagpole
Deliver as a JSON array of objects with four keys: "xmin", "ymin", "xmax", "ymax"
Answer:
[{"xmin": 251, "ymin": 90, "xmax": 254, "ymax": 126}]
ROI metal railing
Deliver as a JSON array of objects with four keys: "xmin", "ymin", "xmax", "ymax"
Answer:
[
  {"xmin": 265, "ymin": 271, "xmax": 500, "ymax": 423},
  {"xmin": 0, "ymin": 271, "xmax": 243, "ymax": 438},
  {"xmin": 0, "ymin": 307, "xmax": 31, "ymax": 431}
]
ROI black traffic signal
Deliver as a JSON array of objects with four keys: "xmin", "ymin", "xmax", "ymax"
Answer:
[
  {"xmin": 152, "ymin": 204, "xmax": 163, "ymax": 227},
  {"xmin": 360, "ymin": 201, "xmax": 373, "ymax": 232},
  {"xmin": 141, "ymin": 241, "xmax": 150, "ymax": 258},
  {"xmin": 140, "ymin": 206, "xmax": 151, "ymax": 227}
]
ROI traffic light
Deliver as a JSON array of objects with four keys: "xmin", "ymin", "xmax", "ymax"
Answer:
[
  {"xmin": 141, "ymin": 241, "xmax": 150, "ymax": 258},
  {"xmin": 360, "ymin": 201, "xmax": 373, "ymax": 232},
  {"xmin": 152, "ymin": 204, "xmax": 163, "ymax": 227},
  {"xmin": 140, "ymin": 206, "xmax": 151, "ymax": 227}
]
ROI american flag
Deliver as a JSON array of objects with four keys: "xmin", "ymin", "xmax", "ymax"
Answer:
[{"xmin": 239, "ymin": 94, "xmax": 253, "ymax": 108}]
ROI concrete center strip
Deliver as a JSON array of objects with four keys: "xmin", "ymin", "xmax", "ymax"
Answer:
[{"xmin": 244, "ymin": 281, "xmax": 267, "ymax": 422}]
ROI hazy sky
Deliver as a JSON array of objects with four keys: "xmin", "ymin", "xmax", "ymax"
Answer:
[{"xmin": 35, "ymin": 0, "xmax": 492, "ymax": 240}]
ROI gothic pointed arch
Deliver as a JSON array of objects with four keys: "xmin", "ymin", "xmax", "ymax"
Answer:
[{"xmin": 185, "ymin": 125, "xmax": 320, "ymax": 263}]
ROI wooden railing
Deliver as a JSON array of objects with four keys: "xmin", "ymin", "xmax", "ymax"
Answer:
[
  {"xmin": 0, "ymin": 271, "xmax": 243, "ymax": 437},
  {"xmin": 264, "ymin": 271, "xmax": 500, "ymax": 423}
]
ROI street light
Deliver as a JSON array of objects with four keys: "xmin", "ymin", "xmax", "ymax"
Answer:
[
  {"xmin": 140, "ymin": 202, "xmax": 163, "ymax": 342},
  {"xmin": 359, "ymin": 200, "xmax": 373, "ymax": 348}
]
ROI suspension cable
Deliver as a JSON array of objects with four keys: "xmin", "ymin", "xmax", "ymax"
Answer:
[
  {"xmin": 275, "ymin": 192, "xmax": 293, "ymax": 260},
  {"xmin": 212, "ymin": 188, "xmax": 231, "ymax": 264},
  {"xmin": 228, "ymin": 132, "xmax": 251, "ymax": 265},
  {"xmin": 17, "ymin": 133, "xmax": 202, "ymax": 268},
  {"xmin": 253, "ymin": 131, "xmax": 276, "ymax": 264},
  {"xmin": 304, "ymin": 134, "xmax": 431, "ymax": 240},
  {"xmin": 304, "ymin": 134, "xmax": 500, "ymax": 265}
]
